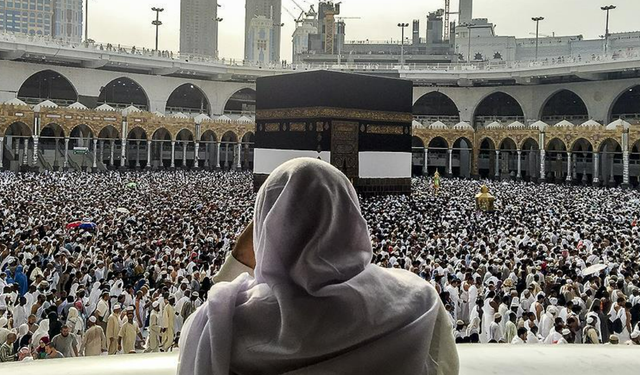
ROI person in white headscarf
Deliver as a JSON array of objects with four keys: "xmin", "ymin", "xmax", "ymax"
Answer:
[
  {"xmin": 0, "ymin": 317, "xmax": 11, "ymax": 345},
  {"xmin": 178, "ymin": 158, "xmax": 459, "ymax": 375},
  {"xmin": 67, "ymin": 306, "xmax": 84, "ymax": 338},
  {"xmin": 31, "ymin": 319, "xmax": 49, "ymax": 351}
]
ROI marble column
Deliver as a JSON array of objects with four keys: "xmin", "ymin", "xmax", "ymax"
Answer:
[
  {"xmin": 99, "ymin": 140, "xmax": 104, "ymax": 164},
  {"xmin": 516, "ymin": 150, "xmax": 522, "ymax": 179},
  {"xmin": 447, "ymin": 148, "xmax": 453, "ymax": 176},
  {"xmin": 423, "ymin": 148, "xmax": 428, "ymax": 175},
  {"xmin": 159, "ymin": 141, "xmax": 164, "ymax": 168},
  {"xmin": 53, "ymin": 138, "xmax": 59, "ymax": 168},
  {"xmin": 135, "ymin": 141, "xmax": 141, "ymax": 168},
  {"xmin": 109, "ymin": 140, "xmax": 115, "ymax": 166},
  {"xmin": 170, "ymin": 141, "xmax": 176, "ymax": 169},
  {"xmin": 494, "ymin": 150, "xmax": 500, "ymax": 179},
  {"xmin": 32, "ymin": 136, "xmax": 39, "ymax": 167},
  {"xmin": 566, "ymin": 152, "xmax": 572, "ymax": 182},
  {"xmin": 22, "ymin": 138, "xmax": 28, "ymax": 166},
  {"xmin": 237, "ymin": 143, "xmax": 242, "ymax": 169},
  {"xmin": 593, "ymin": 152, "xmax": 600, "ymax": 185},
  {"xmin": 92, "ymin": 139, "xmax": 98, "ymax": 170},
  {"xmin": 146, "ymin": 140, "xmax": 152, "ymax": 169},
  {"xmin": 224, "ymin": 143, "xmax": 229, "ymax": 169},
  {"xmin": 572, "ymin": 153, "xmax": 578, "ymax": 180},
  {"xmin": 194, "ymin": 142, "xmax": 200, "ymax": 168},
  {"xmin": 63, "ymin": 137, "xmax": 69, "ymax": 169},
  {"xmin": 120, "ymin": 138, "xmax": 127, "ymax": 168},
  {"xmin": 216, "ymin": 142, "xmax": 221, "ymax": 169},
  {"xmin": 623, "ymin": 150, "xmax": 630, "ymax": 187},
  {"xmin": 539, "ymin": 150, "xmax": 546, "ymax": 183},
  {"xmin": 0, "ymin": 137, "xmax": 4, "ymax": 170},
  {"xmin": 609, "ymin": 157, "xmax": 615, "ymax": 185},
  {"xmin": 204, "ymin": 143, "xmax": 210, "ymax": 169},
  {"xmin": 182, "ymin": 141, "xmax": 187, "ymax": 168}
]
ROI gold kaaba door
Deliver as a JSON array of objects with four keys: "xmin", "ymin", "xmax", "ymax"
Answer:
[{"xmin": 331, "ymin": 121, "xmax": 359, "ymax": 179}]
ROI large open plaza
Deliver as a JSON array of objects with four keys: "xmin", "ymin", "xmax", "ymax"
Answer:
[{"xmin": 2, "ymin": 0, "xmax": 640, "ymax": 373}]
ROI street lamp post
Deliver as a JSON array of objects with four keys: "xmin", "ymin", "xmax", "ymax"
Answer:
[
  {"xmin": 397, "ymin": 23, "xmax": 409, "ymax": 66},
  {"xmin": 601, "ymin": 5, "xmax": 616, "ymax": 55},
  {"xmin": 151, "ymin": 7, "xmax": 164, "ymax": 52},
  {"xmin": 532, "ymin": 17, "xmax": 544, "ymax": 61},
  {"xmin": 85, "ymin": 0, "xmax": 89, "ymax": 42},
  {"xmin": 459, "ymin": 22, "xmax": 476, "ymax": 62},
  {"xmin": 214, "ymin": 17, "xmax": 223, "ymax": 59}
]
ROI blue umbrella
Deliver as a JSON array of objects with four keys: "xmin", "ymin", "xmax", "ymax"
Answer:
[{"xmin": 79, "ymin": 222, "xmax": 96, "ymax": 230}]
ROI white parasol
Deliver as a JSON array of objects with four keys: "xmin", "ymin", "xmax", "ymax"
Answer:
[{"xmin": 582, "ymin": 264, "xmax": 607, "ymax": 276}]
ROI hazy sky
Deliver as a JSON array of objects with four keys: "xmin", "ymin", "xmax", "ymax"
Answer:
[{"xmin": 89, "ymin": 0, "xmax": 640, "ymax": 60}]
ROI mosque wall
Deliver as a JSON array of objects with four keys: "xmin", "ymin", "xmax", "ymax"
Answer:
[{"xmin": 0, "ymin": 60, "xmax": 255, "ymax": 115}]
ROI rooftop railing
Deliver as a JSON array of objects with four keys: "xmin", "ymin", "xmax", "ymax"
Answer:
[{"xmin": 2, "ymin": 31, "xmax": 640, "ymax": 73}]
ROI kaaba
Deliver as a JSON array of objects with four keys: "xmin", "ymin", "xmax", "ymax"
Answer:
[{"xmin": 253, "ymin": 70, "xmax": 413, "ymax": 195}]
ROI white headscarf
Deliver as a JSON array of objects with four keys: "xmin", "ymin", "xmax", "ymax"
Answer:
[
  {"xmin": 179, "ymin": 158, "xmax": 458, "ymax": 375},
  {"xmin": 32, "ymin": 318, "xmax": 49, "ymax": 346}
]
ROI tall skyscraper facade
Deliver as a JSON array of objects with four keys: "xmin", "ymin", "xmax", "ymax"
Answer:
[
  {"xmin": 459, "ymin": 0, "xmax": 473, "ymax": 24},
  {"xmin": 180, "ymin": 0, "xmax": 219, "ymax": 58},
  {"xmin": 245, "ymin": 0, "xmax": 281, "ymax": 64},
  {"xmin": 0, "ymin": 0, "xmax": 54, "ymax": 37},
  {"xmin": 52, "ymin": 0, "xmax": 83, "ymax": 43}
]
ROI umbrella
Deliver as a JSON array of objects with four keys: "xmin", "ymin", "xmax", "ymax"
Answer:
[
  {"xmin": 79, "ymin": 222, "xmax": 97, "ymax": 230},
  {"xmin": 116, "ymin": 208, "xmax": 130, "ymax": 214},
  {"xmin": 66, "ymin": 221, "xmax": 82, "ymax": 229},
  {"xmin": 126, "ymin": 182, "xmax": 138, "ymax": 189},
  {"xmin": 582, "ymin": 264, "xmax": 607, "ymax": 276}
]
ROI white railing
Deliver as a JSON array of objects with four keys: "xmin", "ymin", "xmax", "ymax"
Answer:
[
  {"xmin": 1, "ymin": 346, "xmax": 639, "ymax": 375},
  {"xmin": 2, "ymin": 31, "xmax": 640, "ymax": 73}
]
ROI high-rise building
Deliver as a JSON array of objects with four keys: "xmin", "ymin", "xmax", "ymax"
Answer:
[
  {"xmin": 52, "ymin": 0, "xmax": 83, "ymax": 43},
  {"xmin": 180, "ymin": 0, "xmax": 219, "ymax": 58},
  {"xmin": 0, "ymin": 0, "xmax": 54, "ymax": 37},
  {"xmin": 459, "ymin": 0, "xmax": 473, "ymax": 24},
  {"xmin": 245, "ymin": 0, "xmax": 281, "ymax": 63}
]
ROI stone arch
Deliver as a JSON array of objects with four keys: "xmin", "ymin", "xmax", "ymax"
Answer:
[
  {"xmin": 223, "ymin": 88, "xmax": 256, "ymax": 115},
  {"xmin": 412, "ymin": 91, "xmax": 460, "ymax": 125},
  {"xmin": 498, "ymin": 137, "xmax": 518, "ymax": 150},
  {"xmin": 473, "ymin": 91, "xmax": 525, "ymax": 128},
  {"xmin": 17, "ymin": 70, "xmax": 78, "ymax": 106},
  {"xmin": 540, "ymin": 89, "xmax": 589, "ymax": 124},
  {"xmin": 609, "ymin": 85, "xmax": 640, "ymax": 124},
  {"xmin": 521, "ymin": 137, "xmax": 540, "ymax": 181},
  {"xmin": 545, "ymin": 138, "xmax": 568, "ymax": 182},
  {"xmin": 176, "ymin": 129, "xmax": 195, "ymax": 141},
  {"xmin": 98, "ymin": 77, "xmax": 150, "ymax": 110},
  {"xmin": 519, "ymin": 137, "xmax": 539, "ymax": 150},
  {"xmin": 452, "ymin": 137, "xmax": 473, "ymax": 150},
  {"xmin": 452, "ymin": 137, "xmax": 473, "ymax": 178},
  {"xmin": 152, "ymin": 127, "xmax": 173, "ymax": 141},
  {"xmin": 569, "ymin": 138, "xmax": 594, "ymax": 152},
  {"xmin": 478, "ymin": 137, "xmax": 497, "ymax": 178},
  {"xmin": 411, "ymin": 136, "xmax": 426, "ymax": 176},
  {"xmin": 165, "ymin": 83, "xmax": 211, "ymax": 116},
  {"xmin": 427, "ymin": 136, "xmax": 449, "ymax": 149},
  {"xmin": 198, "ymin": 130, "xmax": 219, "ymax": 169},
  {"xmin": 545, "ymin": 137, "xmax": 567, "ymax": 151},
  {"xmin": 127, "ymin": 126, "xmax": 148, "ymax": 140},
  {"xmin": 3, "ymin": 122, "xmax": 33, "ymax": 168},
  {"xmin": 40, "ymin": 123, "xmax": 66, "ymax": 138},
  {"xmin": 69, "ymin": 124, "xmax": 95, "ymax": 149},
  {"xmin": 200, "ymin": 130, "xmax": 218, "ymax": 143},
  {"xmin": 151, "ymin": 128, "xmax": 173, "ymax": 169},
  {"xmin": 98, "ymin": 125, "xmax": 120, "ymax": 139},
  {"xmin": 241, "ymin": 131, "xmax": 255, "ymax": 170},
  {"xmin": 220, "ymin": 130, "xmax": 239, "ymax": 170},
  {"xmin": 598, "ymin": 138, "xmax": 623, "ymax": 186}
]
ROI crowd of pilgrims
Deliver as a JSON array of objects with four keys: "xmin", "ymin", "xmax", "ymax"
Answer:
[{"xmin": 1, "ymin": 170, "xmax": 640, "ymax": 362}]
